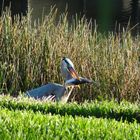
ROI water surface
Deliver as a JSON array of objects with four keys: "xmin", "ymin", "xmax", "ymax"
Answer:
[{"xmin": 1, "ymin": 0, "xmax": 140, "ymax": 32}]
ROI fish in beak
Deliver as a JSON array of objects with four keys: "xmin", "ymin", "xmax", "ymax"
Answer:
[
  {"xmin": 65, "ymin": 77, "xmax": 93, "ymax": 86},
  {"xmin": 65, "ymin": 77, "xmax": 94, "ymax": 89}
]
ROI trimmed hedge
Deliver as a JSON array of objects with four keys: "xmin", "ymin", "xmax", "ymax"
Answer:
[
  {"xmin": 0, "ymin": 95, "xmax": 140, "ymax": 123},
  {"xmin": 0, "ymin": 108, "xmax": 140, "ymax": 140}
]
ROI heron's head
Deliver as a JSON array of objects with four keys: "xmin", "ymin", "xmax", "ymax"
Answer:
[{"xmin": 61, "ymin": 57, "xmax": 80, "ymax": 80}]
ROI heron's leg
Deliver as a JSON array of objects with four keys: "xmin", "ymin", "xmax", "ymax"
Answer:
[
  {"xmin": 68, "ymin": 86, "xmax": 74, "ymax": 97},
  {"xmin": 65, "ymin": 86, "xmax": 75, "ymax": 103}
]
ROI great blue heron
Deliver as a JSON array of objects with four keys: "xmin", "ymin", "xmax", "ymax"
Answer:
[{"xmin": 26, "ymin": 57, "xmax": 93, "ymax": 102}]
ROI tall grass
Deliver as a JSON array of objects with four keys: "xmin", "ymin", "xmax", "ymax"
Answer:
[{"xmin": 0, "ymin": 10, "xmax": 140, "ymax": 102}]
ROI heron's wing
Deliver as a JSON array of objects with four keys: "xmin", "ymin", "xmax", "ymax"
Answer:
[
  {"xmin": 26, "ymin": 85, "xmax": 52, "ymax": 99},
  {"xmin": 25, "ymin": 83, "xmax": 64, "ymax": 100}
]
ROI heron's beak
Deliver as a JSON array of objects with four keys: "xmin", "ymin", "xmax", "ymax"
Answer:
[{"xmin": 67, "ymin": 67, "xmax": 80, "ymax": 80}]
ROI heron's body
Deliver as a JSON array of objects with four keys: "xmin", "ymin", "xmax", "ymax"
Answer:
[
  {"xmin": 25, "ymin": 57, "xmax": 93, "ymax": 102},
  {"xmin": 26, "ymin": 83, "xmax": 66, "ymax": 101}
]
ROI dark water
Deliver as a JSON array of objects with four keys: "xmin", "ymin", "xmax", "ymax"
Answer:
[{"xmin": 1, "ymin": 0, "xmax": 140, "ymax": 32}]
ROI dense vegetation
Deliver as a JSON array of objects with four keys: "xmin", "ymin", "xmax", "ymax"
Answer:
[
  {"xmin": 0, "ymin": 10, "xmax": 140, "ymax": 102},
  {"xmin": 0, "ymin": 95, "xmax": 140, "ymax": 139},
  {"xmin": 0, "ymin": 95, "xmax": 140, "ymax": 123},
  {"xmin": 1, "ymin": 7, "xmax": 140, "ymax": 140},
  {"xmin": 1, "ymin": 108, "xmax": 140, "ymax": 140}
]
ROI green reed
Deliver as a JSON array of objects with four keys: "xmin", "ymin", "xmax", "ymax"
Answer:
[{"xmin": 0, "ymin": 10, "xmax": 140, "ymax": 102}]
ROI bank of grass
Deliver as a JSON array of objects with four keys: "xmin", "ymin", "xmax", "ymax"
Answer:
[
  {"xmin": 0, "ymin": 95, "xmax": 140, "ymax": 123},
  {"xmin": 0, "ymin": 107, "xmax": 140, "ymax": 140},
  {"xmin": 0, "ymin": 10, "xmax": 140, "ymax": 102}
]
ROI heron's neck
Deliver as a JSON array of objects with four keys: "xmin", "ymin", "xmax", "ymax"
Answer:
[{"xmin": 65, "ymin": 73, "xmax": 73, "ymax": 81}]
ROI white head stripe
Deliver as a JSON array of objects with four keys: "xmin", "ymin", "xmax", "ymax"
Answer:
[{"xmin": 65, "ymin": 58, "xmax": 74, "ymax": 68}]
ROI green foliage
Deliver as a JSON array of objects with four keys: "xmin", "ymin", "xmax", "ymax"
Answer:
[
  {"xmin": 0, "ymin": 96, "xmax": 140, "ymax": 139},
  {"xmin": 0, "ymin": 95, "xmax": 140, "ymax": 123},
  {"xmin": 0, "ymin": 107, "xmax": 140, "ymax": 140},
  {"xmin": 0, "ymin": 10, "xmax": 140, "ymax": 102}
]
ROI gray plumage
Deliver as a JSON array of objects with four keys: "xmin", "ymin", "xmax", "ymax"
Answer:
[
  {"xmin": 26, "ymin": 83, "xmax": 66, "ymax": 101},
  {"xmin": 25, "ymin": 57, "xmax": 94, "ymax": 102}
]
